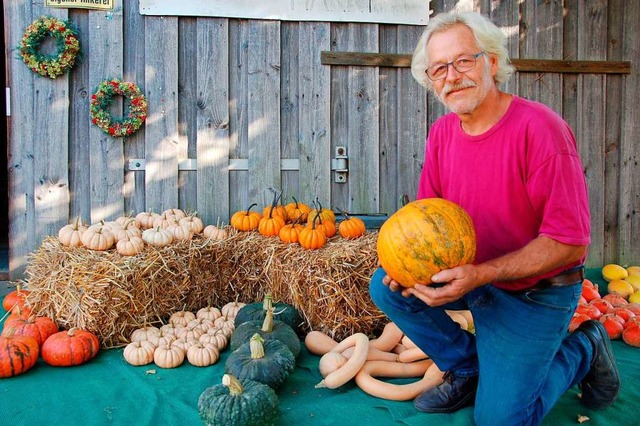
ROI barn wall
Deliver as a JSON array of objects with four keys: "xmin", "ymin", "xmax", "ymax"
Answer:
[{"xmin": 5, "ymin": 0, "xmax": 639, "ymax": 278}]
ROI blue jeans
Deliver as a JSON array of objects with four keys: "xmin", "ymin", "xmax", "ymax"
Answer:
[{"xmin": 369, "ymin": 267, "xmax": 594, "ymax": 425}]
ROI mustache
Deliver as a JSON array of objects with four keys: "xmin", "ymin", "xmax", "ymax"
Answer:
[{"xmin": 441, "ymin": 79, "xmax": 477, "ymax": 97}]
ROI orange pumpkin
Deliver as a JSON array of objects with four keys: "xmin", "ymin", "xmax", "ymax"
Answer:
[
  {"xmin": 284, "ymin": 197, "xmax": 311, "ymax": 223},
  {"xmin": 308, "ymin": 199, "xmax": 335, "ymax": 225},
  {"xmin": 377, "ymin": 198, "xmax": 476, "ymax": 288},
  {"xmin": 279, "ymin": 223, "xmax": 304, "ymax": 244},
  {"xmin": 312, "ymin": 213, "xmax": 336, "ymax": 238},
  {"xmin": 299, "ymin": 215, "xmax": 327, "ymax": 250},
  {"xmin": 41, "ymin": 327, "xmax": 100, "ymax": 367},
  {"xmin": 2, "ymin": 285, "xmax": 31, "ymax": 313},
  {"xmin": 336, "ymin": 208, "xmax": 366, "ymax": 239},
  {"xmin": 3, "ymin": 315, "xmax": 59, "ymax": 347},
  {"xmin": 0, "ymin": 329, "xmax": 39, "ymax": 377},
  {"xmin": 230, "ymin": 204, "xmax": 262, "ymax": 231},
  {"xmin": 259, "ymin": 206, "xmax": 286, "ymax": 237}
]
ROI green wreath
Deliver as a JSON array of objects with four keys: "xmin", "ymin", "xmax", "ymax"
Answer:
[
  {"xmin": 90, "ymin": 79, "xmax": 148, "ymax": 138},
  {"xmin": 19, "ymin": 16, "xmax": 80, "ymax": 79}
]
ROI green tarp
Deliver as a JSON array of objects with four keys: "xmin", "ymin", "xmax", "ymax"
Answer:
[{"xmin": 1, "ymin": 270, "xmax": 639, "ymax": 425}]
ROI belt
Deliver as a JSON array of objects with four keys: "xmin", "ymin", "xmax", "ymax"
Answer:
[{"xmin": 529, "ymin": 267, "xmax": 585, "ymax": 291}]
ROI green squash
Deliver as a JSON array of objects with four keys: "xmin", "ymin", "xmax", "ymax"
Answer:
[
  {"xmin": 230, "ymin": 309, "xmax": 300, "ymax": 358},
  {"xmin": 198, "ymin": 374, "xmax": 279, "ymax": 426},
  {"xmin": 225, "ymin": 333, "xmax": 295, "ymax": 389},
  {"xmin": 234, "ymin": 293, "xmax": 304, "ymax": 335}
]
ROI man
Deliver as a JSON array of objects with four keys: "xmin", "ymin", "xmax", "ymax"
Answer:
[{"xmin": 369, "ymin": 11, "xmax": 620, "ymax": 425}]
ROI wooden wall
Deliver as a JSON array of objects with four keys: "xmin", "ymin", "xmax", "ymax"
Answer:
[{"xmin": 4, "ymin": 0, "xmax": 639, "ymax": 278}]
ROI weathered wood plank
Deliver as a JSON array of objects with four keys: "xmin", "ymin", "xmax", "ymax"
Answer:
[
  {"xmin": 88, "ymin": 6, "xmax": 124, "ymax": 223},
  {"xmin": 576, "ymin": 1, "xmax": 608, "ymax": 267},
  {"xmin": 228, "ymin": 20, "xmax": 250, "ymax": 215},
  {"xmin": 68, "ymin": 10, "xmax": 91, "ymax": 222},
  {"xmin": 178, "ymin": 17, "xmax": 198, "ymax": 213},
  {"xmin": 379, "ymin": 24, "xmax": 400, "ymax": 214},
  {"xmin": 280, "ymin": 22, "xmax": 300, "ymax": 201},
  {"xmin": 619, "ymin": 0, "xmax": 640, "ymax": 264},
  {"xmin": 144, "ymin": 16, "xmax": 179, "ymax": 212},
  {"xmin": 247, "ymin": 21, "xmax": 281, "ymax": 206},
  {"xmin": 396, "ymin": 26, "xmax": 428, "ymax": 211},
  {"xmin": 320, "ymin": 52, "xmax": 631, "ymax": 74},
  {"xmin": 602, "ymin": 0, "xmax": 624, "ymax": 264},
  {"xmin": 297, "ymin": 22, "xmax": 331, "ymax": 208},
  {"xmin": 139, "ymin": 0, "xmax": 430, "ymax": 25},
  {"xmin": 345, "ymin": 23, "xmax": 379, "ymax": 213},
  {"xmin": 329, "ymin": 23, "xmax": 350, "ymax": 208},
  {"xmin": 7, "ymin": 1, "xmax": 35, "ymax": 278},
  {"xmin": 32, "ymin": 5, "xmax": 70, "ymax": 241},
  {"xmin": 123, "ymin": 0, "xmax": 147, "ymax": 215},
  {"xmin": 196, "ymin": 18, "xmax": 231, "ymax": 225}
]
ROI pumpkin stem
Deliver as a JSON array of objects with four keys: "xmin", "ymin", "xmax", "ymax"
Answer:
[
  {"xmin": 249, "ymin": 333, "xmax": 265, "ymax": 359},
  {"xmin": 245, "ymin": 203, "xmax": 258, "ymax": 215},
  {"xmin": 262, "ymin": 293, "xmax": 273, "ymax": 311},
  {"xmin": 222, "ymin": 374, "xmax": 245, "ymax": 396},
  {"xmin": 400, "ymin": 194, "xmax": 411, "ymax": 207},
  {"xmin": 291, "ymin": 196, "xmax": 300, "ymax": 208},
  {"xmin": 335, "ymin": 207, "xmax": 350, "ymax": 220},
  {"xmin": 261, "ymin": 308, "xmax": 274, "ymax": 333}
]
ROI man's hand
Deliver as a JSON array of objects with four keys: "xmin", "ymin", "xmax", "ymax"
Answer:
[{"xmin": 406, "ymin": 264, "xmax": 484, "ymax": 307}]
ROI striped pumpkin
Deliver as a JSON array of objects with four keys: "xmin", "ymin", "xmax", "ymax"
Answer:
[
  {"xmin": 376, "ymin": 198, "xmax": 476, "ymax": 288},
  {"xmin": 0, "ymin": 329, "xmax": 39, "ymax": 378}
]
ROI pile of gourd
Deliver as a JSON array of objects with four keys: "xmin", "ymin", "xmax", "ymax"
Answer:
[
  {"xmin": 57, "ymin": 208, "xmax": 227, "ymax": 256},
  {"xmin": 1, "ymin": 287, "xmax": 100, "ymax": 378},
  {"xmin": 230, "ymin": 191, "xmax": 367, "ymax": 250},
  {"xmin": 122, "ymin": 301, "xmax": 246, "ymax": 368},
  {"xmin": 197, "ymin": 294, "xmax": 303, "ymax": 426},
  {"xmin": 305, "ymin": 310, "xmax": 473, "ymax": 401}
]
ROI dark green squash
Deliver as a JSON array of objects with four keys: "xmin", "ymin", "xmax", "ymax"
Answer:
[
  {"xmin": 225, "ymin": 333, "xmax": 295, "ymax": 389},
  {"xmin": 230, "ymin": 309, "xmax": 300, "ymax": 358},
  {"xmin": 234, "ymin": 293, "xmax": 304, "ymax": 335},
  {"xmin": 198, "ymin": 374, "xmax": 279, "ymax": 426}
]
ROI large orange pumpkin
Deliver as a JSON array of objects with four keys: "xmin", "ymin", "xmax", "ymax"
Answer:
[{"xmin": 376, "ymin": 198, "xmax": 476, "ymax": 288}]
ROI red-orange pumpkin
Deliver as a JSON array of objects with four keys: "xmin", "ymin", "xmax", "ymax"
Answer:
[
  {"xmin": 376, "ymin": 198, "xmax": 476, "ymax": 288},
  {"xmin": 0, "ymin": 329, "xmax": 39, "ymax": 378},
  {"xmin": 2, "ymin": 285, "xmax": 31, "ymax": 313},
  {"xmin": 2, "ymin": 315, "xmax": 59, "ymax": 347},
  {"xmin": 41, "ymin": 328, "xmax": 100, "ymax": 367}
]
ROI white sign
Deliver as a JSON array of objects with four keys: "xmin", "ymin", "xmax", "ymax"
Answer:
[{"xmin": 139, "ymin": 0, "xmax": 430, "ymax": 25}]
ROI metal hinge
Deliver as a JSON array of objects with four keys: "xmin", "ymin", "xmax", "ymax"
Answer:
[{"xmin": 331, "ymin": 146, "xmax": 348, "ymax": 183}]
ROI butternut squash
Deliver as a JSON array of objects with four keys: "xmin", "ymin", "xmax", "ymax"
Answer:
[
  {"xmin": 305, "ymin": 330, "xmax": 398, "ymax": 362},
  {"xmin": 355, "ymin": 361, "xmax": 444, "ymax": 401},
  {"xmin": 315, "ymin": 333, "xmax": 369, "ymax": 389},
  {"xmin": 318, "ymin": 351, "xmax": 347, "ymax": 378},
  {"xmin": 446, "ymin": 311, "xmax": 469, "ymax": 330},
  {"xmin": 369, "ymin": 322, "xmax": 404, "ymax": 352},
  {"xmin": 397, "ymin": 346, "xmax": 429, "ymax": 363},
  {"xmin": 305, "ymin": 330, "xmax": 338, "ymax": 355}
]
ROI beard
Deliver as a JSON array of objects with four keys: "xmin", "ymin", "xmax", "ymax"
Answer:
[{"xmin": 433, "ymin": 66, "xmax": 494, "ymax": 115}]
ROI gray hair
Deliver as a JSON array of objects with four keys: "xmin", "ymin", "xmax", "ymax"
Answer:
[{"xmin": 411, "ymin": 12, "xmax": 515, "ymax": 89}]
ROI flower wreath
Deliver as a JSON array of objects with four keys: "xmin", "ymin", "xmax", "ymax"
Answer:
[
  {"xmin": 19, "ymin": 16, "xmax": 80, "ymax": 79},
  {"xmin": 90, "ymin": 79, "xmax": 148, "ymax": 138}
]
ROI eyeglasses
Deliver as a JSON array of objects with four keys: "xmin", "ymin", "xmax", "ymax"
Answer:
[{"xmin": 425, "ymin": 52, "xmax": 486, "ymax": 81}]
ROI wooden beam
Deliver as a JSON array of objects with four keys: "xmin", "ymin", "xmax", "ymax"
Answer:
[{"xmin": 320, "ymin": 51, "xmax": 631, "ymax": 74}]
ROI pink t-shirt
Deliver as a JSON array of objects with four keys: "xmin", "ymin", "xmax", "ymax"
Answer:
[{"xmin": 417, "ymin": 96, "xmax": 590, "ymax": 291}]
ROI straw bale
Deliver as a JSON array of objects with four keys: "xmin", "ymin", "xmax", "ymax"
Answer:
[{"xmin": 23, "ymin": 230, "xmax": 386, "ymax": 348}]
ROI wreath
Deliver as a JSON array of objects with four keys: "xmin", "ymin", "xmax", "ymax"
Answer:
[
  {"xmin": 19, "ymin": 16, "xmax": 80, "ymax": 79},
  {"xmin": 90, "ymin": 79, "xmax": 148, "ymax": 138}
]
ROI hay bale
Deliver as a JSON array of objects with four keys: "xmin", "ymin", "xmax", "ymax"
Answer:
[{"xmin": 23, "ymin": 230, "xmax": 386, "ymax": 348}]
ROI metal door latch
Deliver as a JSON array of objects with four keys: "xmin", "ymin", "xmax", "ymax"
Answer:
[{"xmin": 331, "ymin": 146, "xmax": 348, "ymax": 183}]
